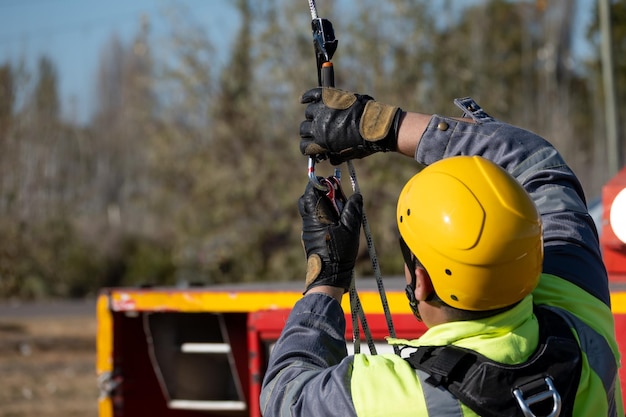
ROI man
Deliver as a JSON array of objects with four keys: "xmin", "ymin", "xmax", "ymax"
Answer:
[{"xmin": 260, "ymin": 87, "xmax": 623, "ymax": 416}]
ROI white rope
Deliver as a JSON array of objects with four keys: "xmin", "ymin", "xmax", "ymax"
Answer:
[{"xmin": 307, "ymin": 0, "xmax": 318, "ymax": 19}]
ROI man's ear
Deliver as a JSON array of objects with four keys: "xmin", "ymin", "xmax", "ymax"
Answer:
[{"xmin": 414, "ymin": 267, "xmax": 435, "ymax": 301}]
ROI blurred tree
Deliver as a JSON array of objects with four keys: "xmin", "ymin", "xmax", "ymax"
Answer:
[
  {"xmin": 32, "ymin": 57, "xmax": 60, "ymax": 123},
  {"xmin": 0, "ymin": 64, "xmax": 14, "ymax": 138},
  {"xmin": 0, "ymin": 63, "xmax": 16, "ymax": 218},
  {"xmin": 12, "ymin": 56, "xmax": 63, "ymax": 221},
  {"xmin": 587, "ymin": 0, "xmax": 626, "ymax": 188},
  {"xmin": 86, "ymin": 17, "xmax": 179, "ymax": 288},
  {"xmin": 91, "ymin": 17, "xmax": 156, "ymax": 230},
  {"xmin": 142, "ymin": 5, "xmax": 221, "ymax": 285},
  {"xmin": 167, "ymin": 0, "xmax": 291, "ymax": 284},
  {"xmin": 0, "ymin": 0, "xmax": 622, "ymax": 298}
]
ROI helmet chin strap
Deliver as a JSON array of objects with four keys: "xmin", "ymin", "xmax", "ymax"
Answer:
[
  {"xmin": 405, "ymin": 272, "xmax": 437, "ymax": 322},
  {"xmin": 400, "ymin": 235, "xmax": 425, "ymax": 322},
  {"xmin": 399, "ymin": 236, "xmax": 436, "ymax": 322},
  {"xmin": 405, "ymin": 282, "xmax": 422, "ymax": 322}
]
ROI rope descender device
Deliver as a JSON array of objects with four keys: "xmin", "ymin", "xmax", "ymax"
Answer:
[
  {"xmin": 304, "ymin": 0, "xmax": 399, "ymax": 355},
  {"xmin": 307, "ymin": 0, "xmax": 337, "ymax": 191}
]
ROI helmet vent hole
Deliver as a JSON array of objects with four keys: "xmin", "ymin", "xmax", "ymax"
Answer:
[
  {"xmin": 445, "ymin": 269, "xmax": 452, "ymax": 276},
  {"xmin": 450, "ymin": 295, "xmax": 458, "ymax": 301}
]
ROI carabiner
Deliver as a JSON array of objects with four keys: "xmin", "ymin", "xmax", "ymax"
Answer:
[
  {"xmin": 308, "ymin": 156, "xmax": 328, "ymax": 191},
  {"xmin": 319, "ymin": 171, "xmax": 346, "ymax": 216}
]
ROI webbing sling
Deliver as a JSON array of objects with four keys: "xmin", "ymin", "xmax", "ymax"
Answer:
[{"xmin": 405, "ymin": 306, "xmax": 582, "ymax": 417}]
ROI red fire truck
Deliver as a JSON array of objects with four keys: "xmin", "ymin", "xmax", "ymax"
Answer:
[{"xmin": 96, "ymin": 166, "xmax": 626, "ymax": 417}]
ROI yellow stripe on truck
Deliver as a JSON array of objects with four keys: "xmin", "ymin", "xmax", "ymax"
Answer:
[{"xmin": 108, "ymin": 289, "xmax": 412, "ymax": 314}]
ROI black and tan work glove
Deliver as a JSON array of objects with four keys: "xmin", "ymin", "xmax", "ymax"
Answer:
[
  {"xmin": 299, "ymin": 87, "xmax": 403, "ymax": 165},
  {"xmin": 298, "ymin": 181, "xmax": 363, "ymax": 293}
]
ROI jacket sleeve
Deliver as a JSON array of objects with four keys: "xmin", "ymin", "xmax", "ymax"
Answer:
[
  {"xmin": 414, "ymin": 98, "xmax": 610, "ymax": 307},
  {"xmin": 260, "ymin": 293, "xmax": 358, "ymax": 417}
]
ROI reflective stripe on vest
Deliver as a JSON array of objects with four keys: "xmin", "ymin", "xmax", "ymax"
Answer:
[{"xmin": 417, "ymin": 370, "xmax": 464, "ymax": 416}]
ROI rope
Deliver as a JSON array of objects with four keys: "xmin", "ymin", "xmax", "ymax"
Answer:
[
  {"xmin": 306, "ymin": 0, "xmax": 397, "ymax": 356},
  {"xmin": 347, "ymin": 160, "xmax": 399, "ymax": 355}
]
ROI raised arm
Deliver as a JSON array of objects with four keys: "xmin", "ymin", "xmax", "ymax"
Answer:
[{"xmin": 300, "ymin": 88, "xmax": 608, "ymax": 306}]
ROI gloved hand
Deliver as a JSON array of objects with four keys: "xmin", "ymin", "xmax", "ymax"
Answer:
[
  {"xmin": 299, "ymin": 87, "xmax": 403, "ymax": 165},
  {"xmin": 298, "ymin": 180, "xmax": 363, "ymax": 293}
]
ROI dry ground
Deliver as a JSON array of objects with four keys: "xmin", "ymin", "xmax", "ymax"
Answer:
[{"xmin": 0, "ymin": 312, "xmax": 98, "ymax": 417}]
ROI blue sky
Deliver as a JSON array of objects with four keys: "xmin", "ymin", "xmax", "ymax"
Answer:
[{"xmin": 0, "ymin": 0, "xmax": 594, "ymax": 124}]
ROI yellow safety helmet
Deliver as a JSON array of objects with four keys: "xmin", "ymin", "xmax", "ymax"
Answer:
[{"xmin": 397, "ymin": 156, "xmax": 543, "ymax": 311}]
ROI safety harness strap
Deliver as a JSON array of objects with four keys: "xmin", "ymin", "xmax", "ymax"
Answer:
[{"xmin": 405, "ymin": 306, "xmax": 582, "ymax": 417}]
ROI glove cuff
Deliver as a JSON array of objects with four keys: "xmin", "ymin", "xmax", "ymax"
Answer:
[{"xmin": 360, "ymin": 105, "xmax": 402, "ymax": 152}]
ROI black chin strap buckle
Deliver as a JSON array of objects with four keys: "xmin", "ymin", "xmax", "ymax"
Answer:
[{"xmin": 405, "ymin": 284, "xmax": 422, "ymax": 322}]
